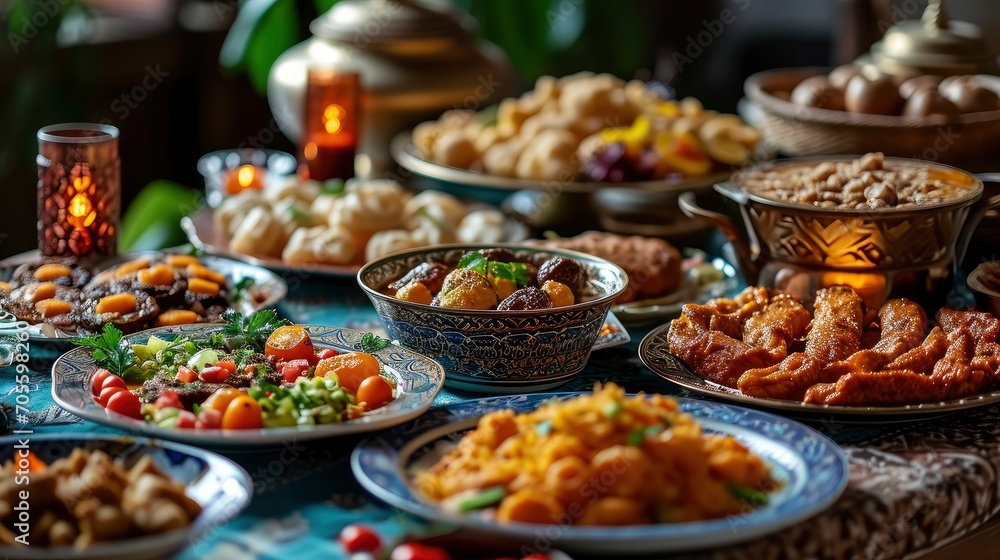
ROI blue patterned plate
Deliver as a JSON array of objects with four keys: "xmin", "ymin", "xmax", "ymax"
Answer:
[
  {"xmin": 351, "ymin": 393, "xmax": 848, "ymax": 555},
  {"xmin": 0, "ymin": 434, "xmax": 252, "ymax": 560},
  {"xmin": 51, "ymin": 324, "xmax": 445, "ymax": 446}
]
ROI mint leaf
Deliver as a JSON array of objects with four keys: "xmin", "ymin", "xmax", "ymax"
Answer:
[{"xmin": 457, "ymin": 251, "xmax": 488, "ymax": 277}]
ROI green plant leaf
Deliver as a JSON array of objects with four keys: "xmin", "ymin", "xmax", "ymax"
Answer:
[
  {"xmin": 220, "ymin": 0, "xmax": 300, "ymax": 93},
  {"xmin": 119, "ymin": 181, "xmax": 204, "ymax": 251},
  {"xmin": 313, "ymin": 0, "xmax": 339, "ymax": 14}
]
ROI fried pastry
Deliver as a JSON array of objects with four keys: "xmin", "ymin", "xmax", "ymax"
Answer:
[
  {"xmin": 670, "ymin": 285, "xmax": 1000, "ymax": 406},
  {"xmin": 822, "ymin": 298, "xmax": 927, "ymax": 380},
  {"xmin": 738, "ymin": 287, "xmax": 862, "ymax": 400}
]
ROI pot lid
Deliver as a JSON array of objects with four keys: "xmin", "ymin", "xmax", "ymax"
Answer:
[
  {"xmin": 868, "ymin": 0, "xmax": 998, "ymax": 76},
  {"xmin": 311, "ymin": 0, "xmax": 472, "ymax": 44}
]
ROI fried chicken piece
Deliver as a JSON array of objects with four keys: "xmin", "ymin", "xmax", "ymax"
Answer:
[
  {"xmin": 737, "ymin": 354, "xmax": 823, "ymax": 400},
  {"xmin": 806, "ymin": 286, "xmax": 864, "ymax": 362},
  {"xmin": 743, "ymin": 293, "xmax": 811, "ymax": 360},
  {"xmin": 884, "ymin": 327, "xmax": 949, "ymax": 372},
  {"xmin": 822, "ymin": 299, "xmax": 927, "ymax": 380},
  {"xmin": 937, "ymin": 307, "xmax": 1000, "ymax": 356},
  {"xmin": 738, "ymin": 287, "xmax": 863, "ymax": 400},
  {"xmin": 803, "ymin": 369, "xmax": 942, "ymax": 405},
  {"xmin": 667, "ymin": 310, "xmax": 778, "ymax": 388},
  {"xmin": 930, "ymin": 310, "xmax": 1000, "ymax": 399}
]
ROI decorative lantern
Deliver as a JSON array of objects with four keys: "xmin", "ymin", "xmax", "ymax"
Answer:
[{"xmin": 37, "ymin": 123, "xmax": 120, "ymax": 259}]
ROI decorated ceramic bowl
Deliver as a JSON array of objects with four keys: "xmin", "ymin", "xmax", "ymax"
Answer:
[{"xmin": 357, "ymin": 244, "xmax": 628, "ymax": 390}]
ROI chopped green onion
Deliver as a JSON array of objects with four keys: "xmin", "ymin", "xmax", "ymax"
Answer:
[
  {"xmin": 727, "ymin": 484, "xmax": 768, "ymax": 507},
  {"xmin": 534, "ymin": 419, "xmax": 553, "ymax": 436},
  {"xmin": 603, "ymin": 401, "xmax": 623, "ymax": 419},
  {"xmin": 628, "ymin": 423, "xmax": 666, "ymax": 446},
  {"xmin": 457, "ymin": 486, "xmax": 507, "ymax": 512}
]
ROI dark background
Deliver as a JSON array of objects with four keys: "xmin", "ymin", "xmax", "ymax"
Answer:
[{"xmin": 1, "ymin": 0, "xmax": 998, "ymax": 259}]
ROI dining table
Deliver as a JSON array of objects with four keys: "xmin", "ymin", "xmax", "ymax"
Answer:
[{"xmin": 5, "ymin": 266, "xmax": 1000, "ymax": 560}]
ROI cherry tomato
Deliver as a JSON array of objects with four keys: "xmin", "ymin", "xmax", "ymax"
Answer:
[
  {"xmin": 317, "ymin": 348, "xmax": 340, "ymax": 361},
  {"xmin": 195, "ymin": 408, "xmax": 222, "ymax": 430},
  {"xmin": 91, "ymin": 368, "xmax": 113, "ymax": 395},
  {"xmin": 338, "ymin": 524, "xmax": 381, "ymax": 553},
  {"xmin": 176, "ymin": 410, "xmax": 197, "ymax": 429},
  {"xmin": 202, "ymin": 387, "xmax": 244, "ymax": 415},
  {"xmin": 154, "ymin": 389, "xmax": 182, "ymax": 410},
  {"xmin": 221, "ymin": 395, "xmax": 263, "ymax": 430},
  {"xmin": 98, "ymin": 386, "xmax": 129, "ymax": 407},
  {"xmin": 356, "ymin": 376, "xmax": 393, "ymax": 411},
  {"xmin": 265, "ymin": 325, "xmax": 317, "ymax": 364},
  {"xmin": 199, "ymin": 365, "xmax": 229, "ymax": 384},
  {"xmin": 281, "ymin": 359, "xmax": 311, "ymax": 383},
  {"xmin": 315, "ymin": 352, "xmax": 381, "ymax": 394},
  {"xmin": 176, "ymin": 365, "xmax": 198, "ymax": 383},
  {"xmin": 522, "ymin": 555, "xmax": 551, "ymax": 560},
  {"xmin": 99, "ymin": 375, "xmax": 127, "ymax": 393},
  {"xmin": 390, "ymin": 543, "xmax": 451, "ymax": 560},
  {"xmin": 215, "ymin": 360, "xmax": 238, "ymax": 375},
  {"xmin": 105, "ymin": 391, "xmax": 142, "ymax": 419}
]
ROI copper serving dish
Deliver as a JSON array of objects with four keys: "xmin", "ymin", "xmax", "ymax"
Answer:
[{"xmin": 679, "ymin": 156, "xmax": 1000, "ymax": 307}]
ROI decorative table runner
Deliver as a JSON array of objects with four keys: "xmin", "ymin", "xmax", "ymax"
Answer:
[{"xmin": 3, "ymin": 277, "xmax": 998, "ymax": 559}]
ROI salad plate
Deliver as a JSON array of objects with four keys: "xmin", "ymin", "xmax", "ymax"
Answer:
[
  {"xmin": 0, "ymin": 434, "xmax": 252, "ymax": 560},
  {"xmin": 351, "ymin": 392, "xmax": 848, "ymax": 555},
  {"xmin": 52, "ymin": 323, "xmax": 446, "ymax": 446}
]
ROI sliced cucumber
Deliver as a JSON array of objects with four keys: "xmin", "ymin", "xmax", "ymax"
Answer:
[
  {"xmin": 145, "ymin": 335, "xmax": 172, "ymax": 355},
  {"xmin": 186, "ymin": 348, "xmax": 220, "ymax": 372}
]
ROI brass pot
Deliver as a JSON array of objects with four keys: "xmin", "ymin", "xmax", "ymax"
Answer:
[
  {"xmin": 679, "ymin": 156, "xmax": 1000, "ymax": 307},
  {"xmin": 267, "ymin": 0, "xmax": 515, "ymax": 175}
]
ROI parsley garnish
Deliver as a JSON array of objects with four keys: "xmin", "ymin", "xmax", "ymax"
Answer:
[
  {"xmin": 231, "ymin": 277, "xmax": 256, "ymax": 302},
  {"xmin": 72, "ymin": 324, "xmax": 136, "ymax": 376},
  {"xmin": 320, "ymin": 179, "xmax": 346, "ymax": 196},
  {"xmin": 356, "ymin": 333, "xmax": 390, "ymax": 353},
  {"xmin": 457, "ymin": 251, "xmax": 529, "ymax": 288},
  {"xmin": 220, "ymin": 309, "xmax": 290, "ymax": 352}
]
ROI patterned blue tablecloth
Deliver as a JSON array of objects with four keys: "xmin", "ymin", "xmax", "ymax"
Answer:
[{"xmin": 3, "ymin": 276, "xmax": 1000, "ymax": 560}]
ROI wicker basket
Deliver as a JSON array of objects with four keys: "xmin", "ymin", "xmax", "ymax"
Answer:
[{"xmin": 744, "ymin": 68, "xmax": 1000, "ymax": 169}]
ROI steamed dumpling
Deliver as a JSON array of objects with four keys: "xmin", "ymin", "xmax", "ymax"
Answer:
[
  {"xmin": 364, "ymin": 230, "xmax": 424, "ymax": 262},
  {"xmin": 265, "ymin": 177, "xmax": 321, "ymax": 206},
  {"xmin": 230, "ymin": 206, "xmax": 288, "ymax": 258},
  {"xmin": 282, "ymin": 225, "xmax": 357, "ymax": 266},
  {"xmin": 215, "ymin": 190, "xmax": 269, "ymax": 239},
  {"xmin": 403, "ymin": 190, "xmax": 468, "ymax": 230},
  {"xmin": 329, "ymin": 180, "xmax": 410, "ymax": 234}
]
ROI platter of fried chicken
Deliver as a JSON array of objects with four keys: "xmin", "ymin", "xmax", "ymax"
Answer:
[{"xmin": 639, "ymin": 285, "xmax": 1000, "ymax": 415}]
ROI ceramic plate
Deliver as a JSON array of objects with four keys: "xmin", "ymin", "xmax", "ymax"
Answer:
[
  {"xmin": 639, "ymin": 323, "xmax": 1000, "ymax": 418},
  {"xmin": 52, "ymin": 324, "xmax": 445, "ymax": 446},
  {"xmin": 0, "ymin": 434, "xmax": 252, "ymax": 560},
  {"xmin": 391, "ymin": 133, "xmax": 736, "ymax": 195},
  {"xmin": 0, "ymin": 250, "xmax": 287, "ymax": 343},
  {"xmin": 182, "ymin": 205, "xmax": 529, "ymax": 279},
  {"xmin": 351, "ymin": 393, "xmax": 848, "ymax": 555}
]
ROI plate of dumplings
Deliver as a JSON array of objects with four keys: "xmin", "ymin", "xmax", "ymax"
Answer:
[{"xmin": 182, "ymin": 178, "xmax": 530, "ymax": 278}]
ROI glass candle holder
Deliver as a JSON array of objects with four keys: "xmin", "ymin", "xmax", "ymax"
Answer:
[
  {"xmin": 301, "ymin": 69, "xmax": 360, "ymax": 182},
  {"xmin": 37, "ymin": 123, "xmax": 120, "ymax": 258},
  {"xmin": 197, "ymin": 149, "xmax": 297, "ymax": 207}
]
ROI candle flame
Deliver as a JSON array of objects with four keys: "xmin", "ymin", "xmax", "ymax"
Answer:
[
  {"xmin": 236, "ymin": 165, "xmax": 256, "ymax": 188},
  {"xmin": 69, "ymin": 193, "xmax": 92, "ymax": 218},
  {"xmin": 323, "ymin": 104, "xmax": 345, "ymax": 134}
]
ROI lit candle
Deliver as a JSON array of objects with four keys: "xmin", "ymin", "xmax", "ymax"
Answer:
[
  {"xmin": 225, "ymin": 164, "xmax": 264, "ymax": 194},
  {"xmin": 301, "ymin": 70, "xmax": 360, "ymax": 181},
  {"xmin": 821, "ymin": 272, "xmax": 888, "ymax": 308},
  {"xmin": 37, "ymin": 123, "xmax": 120, "ymax": 258}
]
